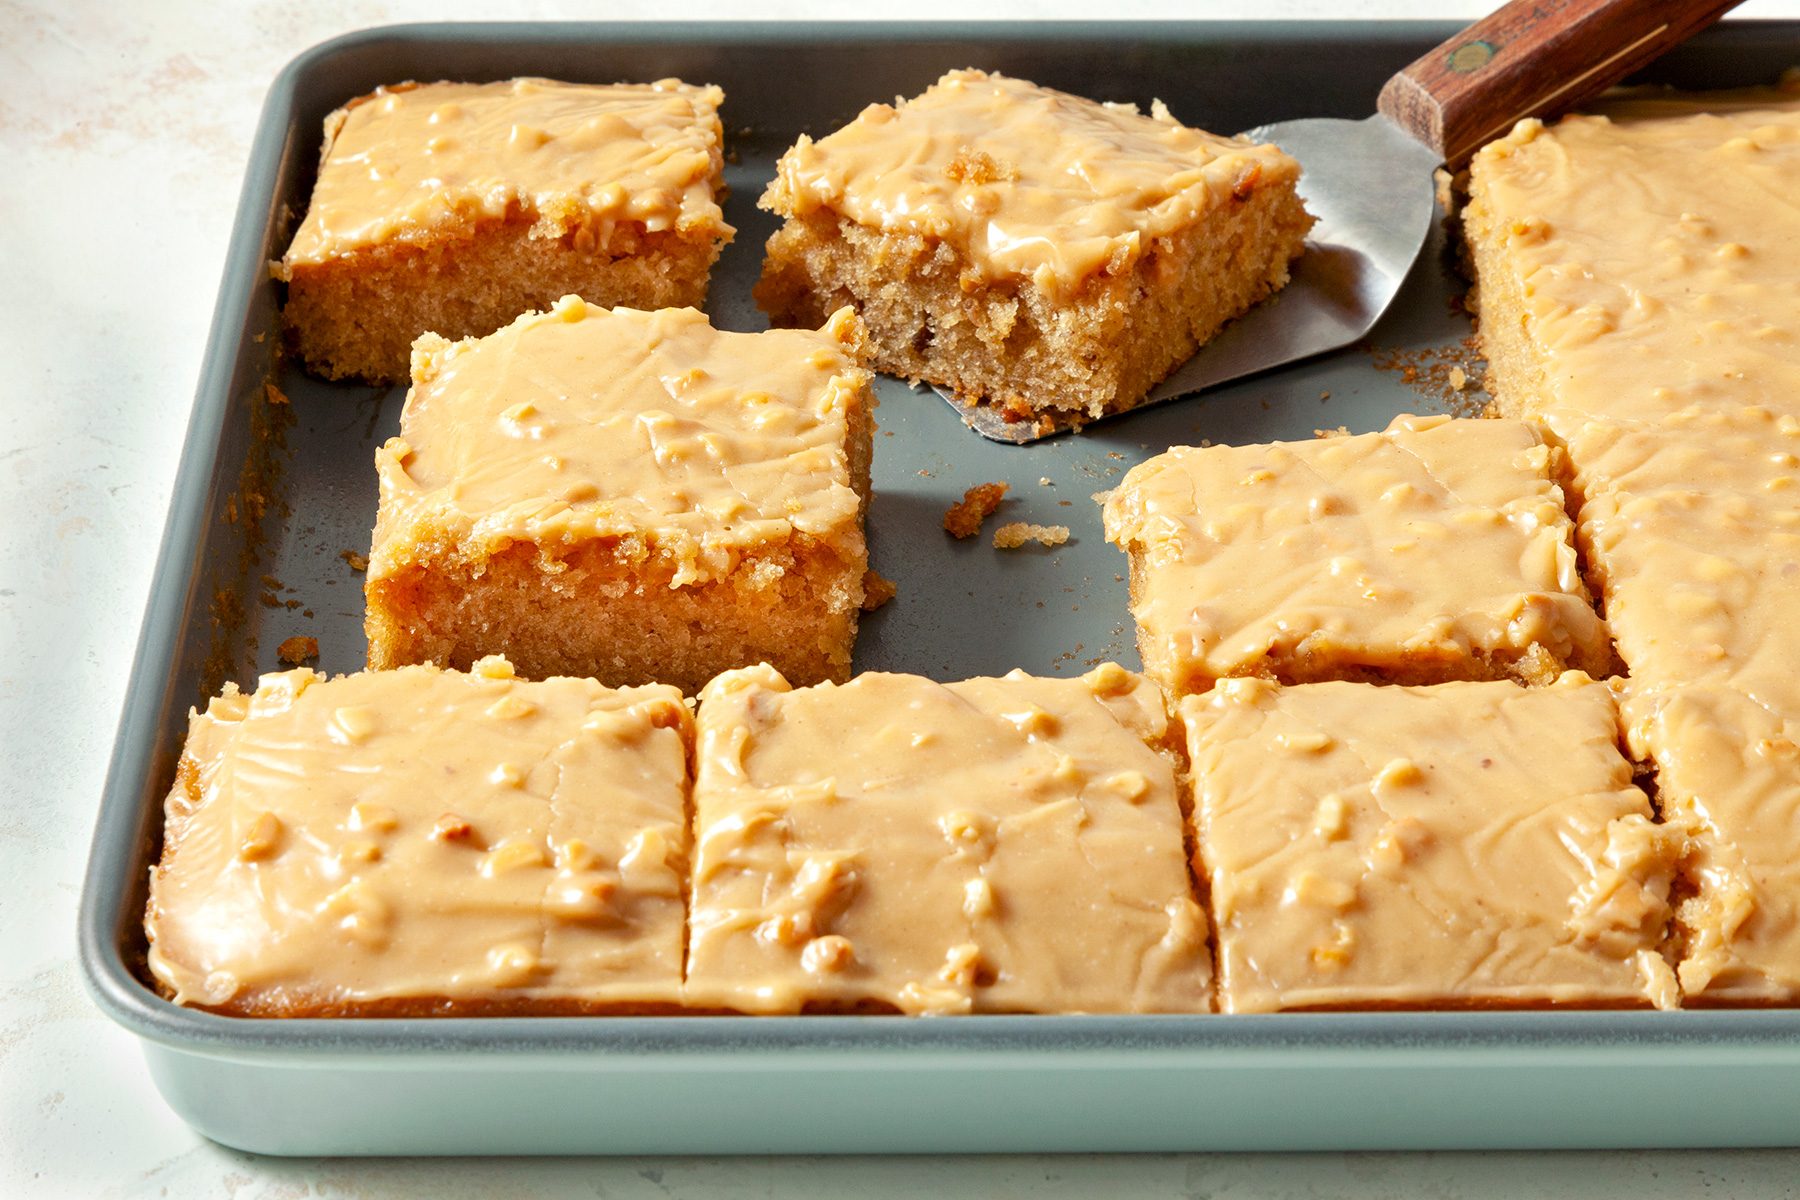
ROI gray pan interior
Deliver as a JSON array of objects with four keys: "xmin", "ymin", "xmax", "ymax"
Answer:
[{"xmin": 77, "ymin": 21, "xmax": 1800, "ymax": 1155}]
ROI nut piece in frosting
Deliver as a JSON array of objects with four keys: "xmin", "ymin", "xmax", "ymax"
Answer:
[
  {"xmin": 144, "ymin": 659, "xmax": 692, "ymax": 1016},
  {"xmin": 686, "ymin": 663, "xmax": 1211, "ymax": 1014},
  {"xmin": 1102, "ymin": 413, "xmax": 1611, "ymax": 698},
  {"xmin": 278, "ymin": 77, "xmax": 736, "ymax": 385},
  {"xmin": 755, "ymin": 68, "xmax": 1314, "ymax": 427},
  {"xmin": 363, "ymin": 300, "xmax": 877, "ymax": 694},
  {"xmin": 1183, "ymin": 674, "xmax": 1679, "ymax": 1013}
]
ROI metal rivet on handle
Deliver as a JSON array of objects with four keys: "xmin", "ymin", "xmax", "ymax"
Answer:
[{"xmin": 1447, "ymin": 41, "xmax": 1497, "ymax": 73}]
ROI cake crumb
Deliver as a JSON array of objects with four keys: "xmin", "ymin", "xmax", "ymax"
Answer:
[
  {"xmin": 943, "ymin": 147, "xmax": 1019, "ymax": 184},
  {"xmin": 340, "ymin": 549, "xmax": 369, "ymax": 572},
  {"xmin": 432, "ymin": 814, "xmax": 474, "ymax": 843},
  {"xmin": 264, "ymin": 381, "xmax": 290, "ymax": 406},
  {"xmin": 1314, "ymin": 425, "xmax": 1351, "ymax": 438},
  {"xmin": 860, "ymin": 569, "xmax": 897, "ymax": 612},
  {"xmin": 993, "ymin": 522, "xmax": 1070, "ymax": 549},
  {"xmin": 1038, "ymin": 477, "xmax": 1053, "ymax": 486},
  {"xmin": 944, "ymin": 482, "xmax": 1009, "ymax": 538},
  {"xmin": 1367, "ymin": 338, "xmax": 1490, "ymax": 416},
  {"xmin": 1319, "ymin": 390, "xmax": 1331, "ymax": 401},
  {"xmin": 277, "ymin": 635, "xmax": 318, "ymax": 665}
]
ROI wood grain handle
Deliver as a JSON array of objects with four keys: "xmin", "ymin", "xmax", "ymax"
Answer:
[{"xmin": 1377, "ymin": 0, "xmax": 1745, "ymax": 167}]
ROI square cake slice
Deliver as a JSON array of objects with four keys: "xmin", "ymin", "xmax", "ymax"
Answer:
[
  {"xmin": 1623, "ymin": 682, "xmax": 1800, "ymax": 1005},
  {"xmin": 1463, "ymin": 81, "xmax": 1800, "ymax": 440},
  {"xmin": 278, "ymin": 77, "xmax": 734, "ymax": 384},
  {"xmin": 686, "ymin": 663, "xmax": 1212, "ymax": 1014},
  {"xmin": 1182, "ymin": 674, "xmax": 1679, "ymax": 1013},
  {"xmin": 1463, "ymin": 83, "xmax": 1800, "ymax": 713},
  {"xmin": 755, "ymin": 68, "xmax": 1312, "ymax": 428},
  {"xmin": 363, "ymin": 298, "xmax": 875, "ymax": 692},
  {"xmin": 1101, "ymin": 414, "xmax": 1610, "ymax": 698},
  {"xmin": 1571, "ymin": 404, "xmax": 1800, "ymax": 717},
  {"xmin": 145, "ymin": 658, "xmax": 692, "ymax": 1016}
]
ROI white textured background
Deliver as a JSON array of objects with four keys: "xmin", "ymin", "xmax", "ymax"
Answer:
[{"xmin": 5, "ymin": 2, "xmax": 1798, "ymax": 1195}]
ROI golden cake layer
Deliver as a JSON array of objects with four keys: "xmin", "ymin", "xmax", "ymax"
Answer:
[
  {"xmin": 364, "ymin": 298, "xmax": 875, "ymax": 691},
  {"xmin": 685, "ymin": 664, "xmax": 1212, "ymax": 1015},
  {"xmin": 1182, "ymin": 675, "xmax": 1679, "ymax": 1014},
  {"xmin": 145, "ymin": 658, "xmax": 692, "ymax": 1016},
  {"xmin": 1101, "ymin": 414, "xmax": 1609, "ymax": 697}
]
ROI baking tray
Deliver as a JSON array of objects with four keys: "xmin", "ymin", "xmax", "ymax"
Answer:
[{"xmin": 79, "ymin": 20, "xmax": 1800, "ymax": 1155}]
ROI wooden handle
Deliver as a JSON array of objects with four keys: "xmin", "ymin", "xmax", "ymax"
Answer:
[{"xmin": 1377, "ymin": 0, "xmax": 1745, "ymax": 167}]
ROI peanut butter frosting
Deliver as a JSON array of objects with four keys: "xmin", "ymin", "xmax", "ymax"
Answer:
[
  {"xmin": 1182, "ymin": 675, "xmax": 1679, "ymax": 1013},
  {"xmin": 1101, "ymin": 414, "xmax": 1608, "ymax": 696},
  {"xmin": 762, "ymin": 68, "xmax": 1301, "ymax": 296},
  {"xmin": 282, "ymin": 78, "xmax": 732, "ymax": 268},
  {"xmin": 1622, "ymin": 682, "xmax": 1800, "ymax": 1003},
  {"xmin": 370, "ymin": 299, "xmax": 872, "ymax": 588},
  {"xmin": 685, "ymin": 664, "xmax": 1211, "ymax": 1014},
  {"xmin": 146, "ymin": 658, "xmax": 692, "ymax": 1014},
  {"xmin": 1574, "ymin": 403, "xmax": 1800, "ymax": 718},
  {"xmin": 1466, "ymin": 81, "xmax": 1800, "ymax": 440}
]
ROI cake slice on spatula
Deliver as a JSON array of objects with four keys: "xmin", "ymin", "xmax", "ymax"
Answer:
[{"xmin": 758, "ymin": 0, "xmax": 1742, "ymax": 442}]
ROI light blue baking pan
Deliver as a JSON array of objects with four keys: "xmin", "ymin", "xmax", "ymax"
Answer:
[{"xmin": 78, "ymin": 20, "xmax": 1800, "ymax": 1155}]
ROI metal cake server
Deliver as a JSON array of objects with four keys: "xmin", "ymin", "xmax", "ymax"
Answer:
[{"xmin": 945, "ymin": 0, "xmax": 1744, "ymax": 443}]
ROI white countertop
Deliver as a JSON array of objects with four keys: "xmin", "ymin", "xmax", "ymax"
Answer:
[{"xmin": 5, "ymin": 1, "xmax": 1798, "ymax": 1195}]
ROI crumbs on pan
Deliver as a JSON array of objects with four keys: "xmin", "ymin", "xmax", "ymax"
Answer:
[
  {"xmin": 1365, "ymin": 337, "xmax": 1491, "ymax": 417},
  {"xmin": 993, "ymin": 522, "xmax": 1070, "ymax": 550},
  {"xmin": 860, "ymin": 569, "xmax": 897, "ymax": 612},
  {"xmin": 944, "ymin": 482, "xmax": 1008, "ymax": 538},
  {"xmin": 277, "ymin": 635, "xmax": 318, "ymax": 665}
]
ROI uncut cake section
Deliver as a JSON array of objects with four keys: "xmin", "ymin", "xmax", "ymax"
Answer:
[
  {"xmin": 1101, "ymin": 414, "xmax": 1610, "ymax": 699},
  {"xmin": 685, "ymin": 664, "xmax": 1211, "ymax": 1015},
  {"xmin": 1464, "ymin": 79, "xmax": 1800, "ymax": 1002},
  {"xmin": 144, "ymin": 658, "xmax": 692, "ymax": 1017},
  {"xmin": 363, "ymin": 298, "xmax": 875, "ymax": 693},
  {"xmin": 277, "ymin": 77, "xmax": 734, "ymax": 385},
  {"xmin": 756, "ymin": 69, "xmax": 1313, "ymax": 427}
]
